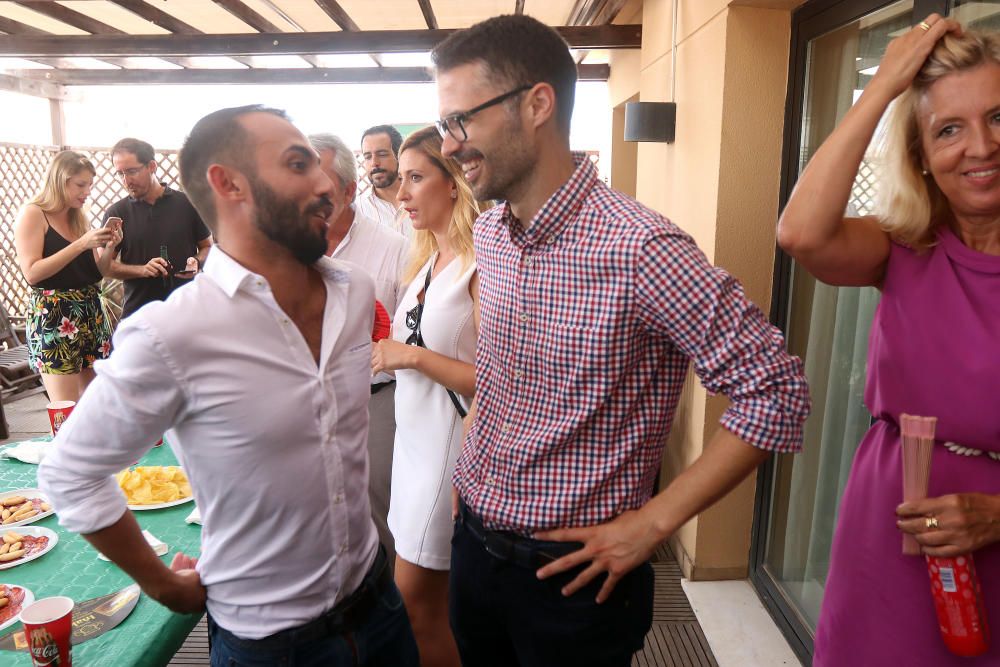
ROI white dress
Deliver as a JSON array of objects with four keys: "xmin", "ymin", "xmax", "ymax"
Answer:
[{"xmin": 388, "ymin": 255, "xmax": 476, "ymax": 570}]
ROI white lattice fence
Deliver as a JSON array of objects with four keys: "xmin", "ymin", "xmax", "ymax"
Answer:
[{"xmin": 0, "ymin": 143, "xmax": 183, "ymax": 319}]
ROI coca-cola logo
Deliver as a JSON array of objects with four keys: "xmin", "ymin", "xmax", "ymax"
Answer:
[{"xmin": 29, "ymin": 628, "xmax": 61, "ymax": 666}]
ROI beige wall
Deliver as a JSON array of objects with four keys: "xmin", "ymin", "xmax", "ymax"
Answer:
[{"xmin": 608, "ymin": 0, "xmax": 805, "ymax": 580}]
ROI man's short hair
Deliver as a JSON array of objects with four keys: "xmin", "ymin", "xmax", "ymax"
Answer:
[
  {"xmin": 309, "ymin": 133, "xmax": 358, "ymax": 188},
  {"xmin": 431, "ymin": 15, "xmax": 577, "ymax": 135},
  {"xmin": 110, "ymin": 137, "xmax": 155, "ymax": 165},
  {"xmin": 178, "ymin": 105, "xmax": 288, "ymax": 231},
  {"xmin": 360, "ymin": 125, "xmax": 403, "ymax": 158}
]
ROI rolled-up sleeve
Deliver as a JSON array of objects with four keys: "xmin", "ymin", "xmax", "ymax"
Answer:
[
  {"xmin": 637, "ymin": 232, "xmax": 811, "ymax": 453},
  {"xmin": 38, "ymin": 315, "xmax": 188, "ymax": 534}
]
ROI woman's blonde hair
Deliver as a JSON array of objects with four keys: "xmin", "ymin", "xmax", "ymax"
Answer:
[
  {"xmin": 878, "ymin": 29, "xmax": 1000, "ymax": 249},
  {"xmin": 399, "ymin": 126, "xmax": 480, "ymax": 284},
  {"xmin": 29, "ymin": 150, "xmax": 96, "ymax": 238}
]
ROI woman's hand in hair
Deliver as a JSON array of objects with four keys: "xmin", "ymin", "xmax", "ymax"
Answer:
[{"xmin": 869, "ymin": 14, "xmax": 963, "ymax": 101}]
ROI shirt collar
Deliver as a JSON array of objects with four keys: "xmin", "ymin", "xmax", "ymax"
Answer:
[
  {"xmin": 501, "ymin": 152, "xmax": 596, "ymax": 246},
  {"xmin": 204, "ymin": 247, "xmax": 350, "ymax": 299}
]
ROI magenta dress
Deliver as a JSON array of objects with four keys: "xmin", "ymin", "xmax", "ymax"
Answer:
[{"xmin": 813, "ymin": 228, "xmax": 1000, "ymax": 665}]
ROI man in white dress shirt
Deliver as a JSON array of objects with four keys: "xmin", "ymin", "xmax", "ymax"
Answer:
[
  {"xmin": 311, "ymin": 132, "xmax": 408, "ymax": 568},
  {"xmin": 355, "ymin": 124, "xmax": 412, "ymax": 237},
  {"xmin": 38, "ymin": 105, "xmax": 419, "ymax": 666}
]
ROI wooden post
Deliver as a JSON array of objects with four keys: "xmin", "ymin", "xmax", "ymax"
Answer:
[{"xmin": 49, "ymin": 97, "xmax": 66, "ymax": 148}]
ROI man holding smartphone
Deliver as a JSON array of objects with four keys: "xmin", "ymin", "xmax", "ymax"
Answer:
[{"xmin": 101, "ymin": 138, "xmax": 213, "ymax": 319}]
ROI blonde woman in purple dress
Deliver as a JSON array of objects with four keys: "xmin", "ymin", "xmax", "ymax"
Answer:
[{"xmin": 778, "ymin": 17, "xmax": 1000, "ymax": 665}]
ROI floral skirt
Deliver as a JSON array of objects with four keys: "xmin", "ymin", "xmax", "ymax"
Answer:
[{"xmin": 27, "ymin": 285, "xmax": 112, "ymax": 375}]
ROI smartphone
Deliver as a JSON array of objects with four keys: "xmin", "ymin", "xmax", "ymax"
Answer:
[
  {"xmin": 104, "ymin": 216, "xmax": 123, "ymax": 230},
  {"xmin": 174, "ymin": 270, "xmax": 197, "ymax": 278}
]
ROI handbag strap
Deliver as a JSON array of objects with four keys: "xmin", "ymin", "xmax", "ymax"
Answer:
[{"xmin": 411, "ymin": 259, "xmax": 468, "ymax": 419}]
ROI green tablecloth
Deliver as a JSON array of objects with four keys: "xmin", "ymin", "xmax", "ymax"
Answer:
[{"xmin": 1, "ymin": 440, "xmax": 203, "ymax": 666}]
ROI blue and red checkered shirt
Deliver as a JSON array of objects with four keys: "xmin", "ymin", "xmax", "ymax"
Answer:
[{"xmin": 455, "ymin": 154, "xmax": 810, "ymax": 533}]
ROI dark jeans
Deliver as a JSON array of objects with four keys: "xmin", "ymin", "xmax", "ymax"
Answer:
[
  {"xmin": 449, "ymin": 508, "xmax": 654, "ymax": 667},
  {"xmin": 208, "ymin": 550, "xmax": 418, "ymax": 667}
]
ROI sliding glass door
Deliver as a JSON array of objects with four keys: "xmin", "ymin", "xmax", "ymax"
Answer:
[{"xmin": 748, "ymin": 0, "xmax": 1000, "ymax": 663}]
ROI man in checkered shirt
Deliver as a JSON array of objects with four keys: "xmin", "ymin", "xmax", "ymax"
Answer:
[{"xmin": 432, "ymin": 15, "xmax": 811, "ymax": 667}]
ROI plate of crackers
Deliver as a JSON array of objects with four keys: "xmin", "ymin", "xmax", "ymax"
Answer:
[
  {"xmin": 0, "ymin": 489, "xmax": 54, "ymax": 528},
  {"xmin": 0, "ymin": 584, "xmax": 33, "ymax": 631},
  {"xmin": 0, "ymin": 527, "xmax": 57, "ymax": 570},
  {"xmin": 116, "ymin": 466, "xmax": 194, "ymax": 511}
]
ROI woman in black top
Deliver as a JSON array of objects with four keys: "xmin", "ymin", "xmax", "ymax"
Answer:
[{"xmin": 14, "ymin": 151, "xmax": 120, "ymax": 402}]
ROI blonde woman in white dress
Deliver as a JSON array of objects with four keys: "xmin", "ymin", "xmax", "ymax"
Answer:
[{"xmin": 370, "ymin": 126, "xmax": 478, "ymax": 667}]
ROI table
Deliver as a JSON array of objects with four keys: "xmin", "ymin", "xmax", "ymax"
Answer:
[{"xmin": 1, "ymin": 440, "xmax": 203, "ymax": 666}]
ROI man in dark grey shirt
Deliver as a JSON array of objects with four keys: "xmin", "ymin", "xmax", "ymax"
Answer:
[{"xmin": 102, "ymin": 138, "xmax": 212, "ymax": 318}]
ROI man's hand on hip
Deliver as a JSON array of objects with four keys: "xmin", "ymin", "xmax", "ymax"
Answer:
[
  {"xmin": 147, "ymin": 552, "xmax": 206, "ymax": 614},
  {"xmin": 534, "ymin": 507, "xmax": 661, "ymax": 603}
]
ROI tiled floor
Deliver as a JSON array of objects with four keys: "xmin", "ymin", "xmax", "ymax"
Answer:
[{"xmin": 2, "ymin": 394, "xmax": 726, "ymax": 667}]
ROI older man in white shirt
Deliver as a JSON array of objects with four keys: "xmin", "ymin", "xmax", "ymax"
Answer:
[
  {"xmin": 311, "ymin": 132, "xmax": 408, "ymax": 569},
  {"xmin": 38, "ymin": 105, "xmax": 418, "ymax": 666}
]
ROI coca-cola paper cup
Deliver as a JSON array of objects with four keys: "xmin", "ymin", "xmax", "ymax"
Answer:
[
  {"xmin": 45, "ymin": 401, "xmax": 75, "ymax": 437},
  {"xmin": 20, "ymin": 596, "xmax": 73, "ymax": 666}
]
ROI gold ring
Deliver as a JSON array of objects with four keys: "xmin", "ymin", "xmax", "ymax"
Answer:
[
  {"xmin": 918, "ymin": 20, "xmax": 932, "ymax": 31},
  {"xmin": 925, "ymin": 516, "xmax": 939, "ymax": 530}
]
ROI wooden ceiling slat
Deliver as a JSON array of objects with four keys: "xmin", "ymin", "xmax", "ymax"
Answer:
[
  {"xmin": 0, "ymin": 24, "xmax": 641, "ymax": 57},
  {"xmin": 312, "ymin": 0, "xmax": 382, "ymax": 67},
  {"xmin": 515, "ymin": 0, "xmax": 525, "ymax": 14},
  {"xmin": 417, "ymin": 0, "xmax": 438, "ymax": 30},
  {"xmin": 15, "ymin": 63, "xmax": 610, "ymax": 85},
  {"xmin": 212, "ymin": 0, "xmax": 284, "ymax": 32},
  {"xmin": 12, "ymin": 1, "xmax": 121, "ymax": 35},
  {"xmin": 107, "ymin": 0, "xmax": 201, "ymax": 35},
  {"xmin": 0, "ymin": 14, "xmax": 45, "ymax": 36},
  {"xmin": 10, "ymin": 2, "xmax": 198, "ymax": 69},
  {"xmin": 209, "ymin": 0, "xmax": 323, "ymax": 67},
  {"xmin": 313, "ymin": 0, "xmax": 361, "ymax": 31}
]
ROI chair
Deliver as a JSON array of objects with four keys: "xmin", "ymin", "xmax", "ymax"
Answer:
[{"xmin": 0, "ymin": 304, "xmax": 45, "ymax": 404}]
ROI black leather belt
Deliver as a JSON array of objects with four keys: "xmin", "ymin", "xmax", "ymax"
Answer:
[
  {"xmin": 370, "ymin": 380, "xmax": 395, "ymax": 395},
  {"xmin": 458, "ymin": 501, "xmax": 582, "ymax": 571},
  {"xmin": 229, "ymin": 546, "xmax": 392, "ymax": 649}
]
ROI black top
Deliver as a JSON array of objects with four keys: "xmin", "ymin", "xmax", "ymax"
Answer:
[
  {"xmin": 33, "ymin": 221, "xmax": 103, "ymax": 290},
  {"xmin": 104, "ymin": 186, "xmax": 210, "ymax": 318}
]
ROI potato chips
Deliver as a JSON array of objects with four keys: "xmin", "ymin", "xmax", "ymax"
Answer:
[{"xmin": 115, "ymin": 467, "xmax": 192, "ymax": 506}]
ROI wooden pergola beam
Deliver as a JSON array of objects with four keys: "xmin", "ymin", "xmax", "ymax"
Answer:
[
  {"xmin": 310, "ymin": 0, "xmax": 384, "ymax": 69},
  {"xmin": 0, "ymin": 24, "xmax": 641, "ymax": 58},
  {"xmin": 209, "ymin": 0, "xmax": 323, "ymax": 68},
  {"xmin": 514, "ymin": 0, "xmax": 526, "ymax": 14},
  {"xmin": 14, "ymin": 64, "xmax": 612, "ymax": 86},
  {"xmin": 417, "ymin": 0, "xmax": 439, "ymax": 30},
  {"xmin": 313, "ymin": 0, "xmax": 361, "ymax": 31},
  {"xmin": 10, "ymin": 1, "xmax": 194, "ymax": 70},
  {"xmin": 0, "ymin": 72, "xmax": 70, "ymax": 100}
]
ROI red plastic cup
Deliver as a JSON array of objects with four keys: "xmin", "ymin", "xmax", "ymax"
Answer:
[
  {"xmin": 45, "ymin": 401, "xmax": 75, "ymax": 437},
  {"xmin": 20, "ymin": 596, "xmax": 73, "ymax": 666}
]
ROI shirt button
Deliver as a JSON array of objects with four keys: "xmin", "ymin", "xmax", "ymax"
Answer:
[
  {"xmin": 256, "ymin": 279, "xmax": 264, "ymax": 287},
  {"xmin": 519, "ymin": 313, "xmax": 529, "ymax": 323},
  {"xmin": 339, "ymin": 543, "xmax": 348, "ymax": 554},
  {"xmin": 484, "ymin": 476, "xmax": 496, "ymax": 486},
  {"xmin": 523, "ymin": 257, "xmax": 533, "ymax": 267},
  {"xmin": 513, "ymin": 369, "xmax": 523, "ymax": 380},
  {"xmin": 546, "ymin": 235, "xmax": 556, "ymax": 244},
  {"xmin": 333, "ymin": 494, "xmax": 344, "ymax": 504},
  {"xmin": 501, "ymin": 422, "xmax": 512, "ymax": 433}
]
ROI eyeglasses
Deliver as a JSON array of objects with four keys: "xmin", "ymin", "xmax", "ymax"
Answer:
[
  {"xmin": 435, "ymin": 84, "xmax": 535, "ymax": 143},
  {"xmin": 114, "ymin": 165, "xmax": 147, "ymax": 179}
]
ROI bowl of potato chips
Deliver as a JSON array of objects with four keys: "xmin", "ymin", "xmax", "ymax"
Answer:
[{"xmin": 116, "ymin": 466, "xmax": 194, "ymax": 510}]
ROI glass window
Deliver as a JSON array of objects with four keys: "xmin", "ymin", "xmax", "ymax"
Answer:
[{"xmin": 761, "ymin": 0, "xmax": 913, "ymax": 633}]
